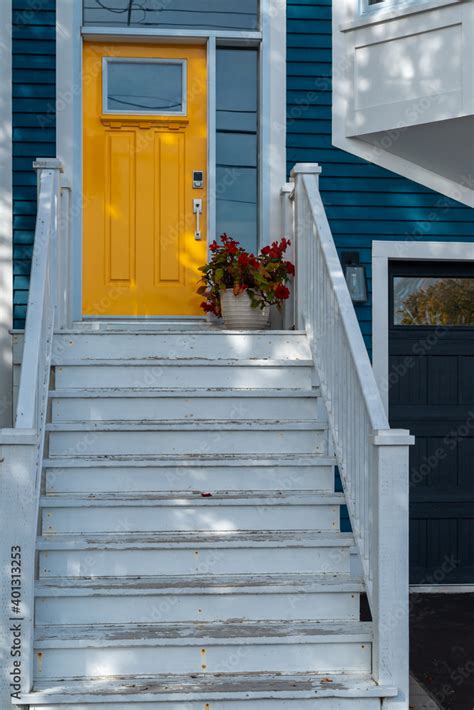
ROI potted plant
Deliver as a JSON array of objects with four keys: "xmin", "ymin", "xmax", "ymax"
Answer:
[{"xmin": 198, "ymin": 234, "xmax": 294, "ymax": 329}]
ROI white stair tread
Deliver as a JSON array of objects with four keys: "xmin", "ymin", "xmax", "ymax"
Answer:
[
  {"xmin": 49, "ymin": 387, "xmax": 320, "ymax": 398},
  {"xmin": 34, "ymin": 620, "xmax": 373, "ymax": 647},
  {"xmin": 60, "ymin": 326, "xmax": 308, "ymax": 334},
  {"xmin": 54, "ymin": 358, "xmax": 313, "ymax": 366},
  {"xmin": 46, "ymin": 419, "xmax": 327, "ymax": 432},
  {"xmin": 37, "ymin": 530, "xmax": 353, "ymax": 550},
  {"xmin": 42, "ymin": 453, "xmax": 337, "ymax": 467},
  {"xmin": 36, "ymin": 573, "xmax": 364, "ymax": 596},
  {"xmin": 21, "ymin": 672, "xmax": 397, "ymax": 703},
  {"xmin": 40, "ymin": 491, "xmax": 344, "ymax": 507}
]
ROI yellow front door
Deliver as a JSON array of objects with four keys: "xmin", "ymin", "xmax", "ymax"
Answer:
[{"xmin": 83, "ymin": 42, "xmax": 208, "ymax": 316}]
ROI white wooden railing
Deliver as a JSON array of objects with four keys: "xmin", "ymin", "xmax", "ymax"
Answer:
[
  {"xmin": 0, "ymin": 159, "xmax": 67, "ymax": 708},
  {"xmin": 284, "ymin": 164, "xmax": 413, "ymax": 709}
]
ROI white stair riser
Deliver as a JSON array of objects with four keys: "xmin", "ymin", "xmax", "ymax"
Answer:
[
  {"xmin": 41, "ymin": 504, "xmax": 340, "ymax": 534},
  {"xmin": 35, "ymin": 592, "xmax": 360, "ymax": 625},
  {"xmin": 31, "ymin": 700, "xmax": 383, "ymax": 709},
  {"xmin": 51, "ymin": 396, "xmax": 321, "ymax": 423},
  {"xmin": 48, "ymin": 429, "xmax": 327, "ymax": 457},
  {"xmin": 45, "ymin": 465, "xmax": 335, "ymax": 494},
  {"xmin": 34, "ymin": 642, "xmax": 372, "ymax": 679},
  {"xmin": 51, "ymin": 333, "xmax": 312, "ymax": 362},
  {"xmin": 55, "ymin": 365, "xmax": 313, "ymax": 390},
  {"xmin": 38, "ymin": 547, "xmax": 350, "ymax": 577}
]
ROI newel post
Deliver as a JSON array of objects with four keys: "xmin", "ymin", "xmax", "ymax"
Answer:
[
  {"xmin": 33, "ymin": 159, "xmax": 66, "ymax": 329},
  {"xmin": 290, "ymin": 164, "xmax": 322, "ymax": 331},
  {"xmin": 371, "ymin": 429, "xmax": 414, "ymax": 710},
  {"xmin": 0, "ymin": 431, "xmax": 39, "ymax": 708}
]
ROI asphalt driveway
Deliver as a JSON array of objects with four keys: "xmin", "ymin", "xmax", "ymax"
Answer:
[{"xmin": 410, "ymin": 593, "xmax": 474, "ymax": 710}]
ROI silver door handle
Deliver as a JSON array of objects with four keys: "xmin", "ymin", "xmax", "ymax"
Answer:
[{"xmin": 193, "ymin": 199, "xmax": 203, "ymax": 241}]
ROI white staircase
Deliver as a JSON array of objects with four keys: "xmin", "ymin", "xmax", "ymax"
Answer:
[
  {"xmin": 19, "ymin": 326, "xmax": 395, "ymax": 709},
  {"xmin": 1, "ymin": 162, "xmax": 411, "ymax": 710}
]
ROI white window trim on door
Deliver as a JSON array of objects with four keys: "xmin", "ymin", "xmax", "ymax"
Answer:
[
  {"xmin": 0, "ymin": 0, "xmax": 13, "ymax": 427},
  {"xmin": 56, "ymin": 0, "xmax": 286, "ymax": 322},
  {"xmin": 372, "ymin": 240, "xmax": 474, "ymax": 415}
]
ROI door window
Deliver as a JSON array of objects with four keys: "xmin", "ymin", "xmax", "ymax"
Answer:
[
  {"xmin": 393, "ymin": 276, "xmax": 474, "ymax": 326},
  {"xmin": 103, "ymin": 58, "xmax": 186, "ymax": 115}
]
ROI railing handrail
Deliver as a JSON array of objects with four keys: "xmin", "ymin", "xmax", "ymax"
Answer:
[
  {"xmin": 288, "ymin": 163, "xmax": 412, "ymax": 708},
  {"xmin": 299, "ymin": 169, "xmax": 389, "ymax": 432},
  {"xmin": 15, "ymin": 164, "xmax": 59, "ymax": 429}
]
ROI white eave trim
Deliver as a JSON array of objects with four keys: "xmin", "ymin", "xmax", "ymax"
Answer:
[
  {"xmin": 0, "ymin": 0, "xmax": 13, "ymax": 427},
  {"xmin": 334, "ymin": 134, "xmax": 474, "ymax": 208}
]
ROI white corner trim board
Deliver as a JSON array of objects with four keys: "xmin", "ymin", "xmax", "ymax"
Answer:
[
  {"xmin": 372, "ymin": 240, "xmax": 474, "ymax": 414},
  {"xmin": 57, "ymin": 1, "xmax": 287, "ymax": 322},
  {"xmin": 56, "ymin": 0, "xmax": 83, "ymax": 323},
  {"xmin": 0, "ymin": 0, "xmax": 12, "ymax": 427}
]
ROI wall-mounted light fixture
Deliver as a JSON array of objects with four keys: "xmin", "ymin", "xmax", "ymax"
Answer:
[{"xmin": 341, "ymin": 252, "xmax": 368, "ymax": 303}]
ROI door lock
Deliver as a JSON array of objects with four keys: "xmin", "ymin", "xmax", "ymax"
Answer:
[
  {"xmin": 193, "ymin": 199, "xmax": 203, "ymax": 241},
  {"xmin": 193, "ymin": 171, "xmax": 204, "ymax": 189}
]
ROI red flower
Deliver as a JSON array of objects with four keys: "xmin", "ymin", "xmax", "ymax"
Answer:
[
  {"xmin": 226, "ymin": 242, "xmax": 238, "ymax": 255},
  {"xmin": 201, "ymin": 301, "xmax": 216, "ymax": 314},
  {"xmin": 286, "ymin": 261, "xmax": 295, "ymax": 276},
  {"xmin": 238, "ymin": 253, "xmax": 250, "ymax": 267},
  {"xmin": 261, "ymin": 245, "xmax": 271, "ymax": 256},
  {"xmin": 275, "ymin": 284, "xmax": 290, "ymax": 300},
  {"xmin": 210, "ymin": 240, "xmax": 219, "ymax": 252}
]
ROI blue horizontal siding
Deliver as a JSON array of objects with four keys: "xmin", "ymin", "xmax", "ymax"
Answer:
[
  {"xmin": 287, "ymin": 1, "xmax": 474, "ymax": 351},
  {"xmin": 12, "ymin": 0, "xmax": 56, "ymax": 328}
]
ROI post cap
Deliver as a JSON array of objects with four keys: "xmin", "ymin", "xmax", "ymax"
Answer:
[
  {"xmin": 290, "ymin": 163, "xmax": 322, "ymax": 177},
  {"xmin": 372, "ymin": 429, "xmax": 415, "ymax": 446},
  {"xmin": 33, "ymin": 158, "xmax": 64, "ymax": 172},
  {"xmin": 0, "ymin": 428, "xmax": 38, "ymax": 446}
]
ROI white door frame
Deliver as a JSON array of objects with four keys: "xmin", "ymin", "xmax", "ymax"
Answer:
[
  {"xmin": 56, "ymin": 1, "xmax": 287, "ymax": 322},
  {"xmin": 372, "ymin": 240, "xmax": 474, "ymax": 415},
  {"xmin": 0, "ymin": 0, "xmax": 12, "ymax": 426}
]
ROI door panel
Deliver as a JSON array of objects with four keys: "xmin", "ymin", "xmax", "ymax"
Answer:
[
  {"xmin": 388, "ymin": 260, "xmax": 474, "ymax": 584},
  {"xmin": 106, "ymin": 131, "xmax": 135, "ymax": 283},
  {"xmin": 83, "ymin": 43, "xmax": 207, "ymax": 316}
]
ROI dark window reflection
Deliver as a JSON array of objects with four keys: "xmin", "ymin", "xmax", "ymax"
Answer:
[
  {"xmin": 216, "ymin": 48, "xmax": 258, "ymax": 253},
  {"xmin": 84, "ymin": 1, "xmax": 259, "ymax": 31},
  {"xmin": 393, "ymin": 277, "xmax": 474, "ymax": 326},
  {"xmin": 106, "ymin": 60, "xmax": 184, "ymax": 113}
]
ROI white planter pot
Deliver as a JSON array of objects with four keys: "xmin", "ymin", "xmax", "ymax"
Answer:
[{"xmin": 220, "ymin": 290, "xmax": 270, "ymax": 330}]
